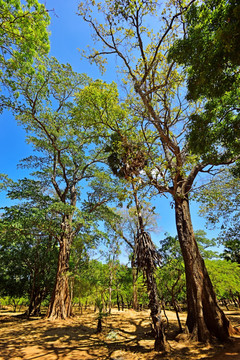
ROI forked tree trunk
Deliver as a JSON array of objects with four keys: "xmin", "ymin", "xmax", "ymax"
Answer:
[
  {"xmin": 175, "ymin": 195, "xmax": 234, "ymax": 342},
  {"xmin": 46, "ymin": 238, "xmax": 72, "ymax": 319}
]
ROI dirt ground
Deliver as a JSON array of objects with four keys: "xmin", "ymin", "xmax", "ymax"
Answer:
[{"xmin": 0, "ymin": 307, "xmax": 240, "ymax": 360}]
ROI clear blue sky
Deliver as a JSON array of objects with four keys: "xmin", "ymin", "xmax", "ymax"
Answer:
[{"xmin": 0, "ymin": 0, "xmax": 222, "ymax": 256}]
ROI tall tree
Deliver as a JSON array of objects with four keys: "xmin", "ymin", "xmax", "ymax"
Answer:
[
  {"xmin": 10, "ymin": 57, "xmax": 120, "ymax": 319},
  {"xmin": 78, "ymin": 0, "xmax": 237, "ymax": 342},
  {"xmin": 104, "ymin": 134, "xmax": 167, "ymax": 351}
]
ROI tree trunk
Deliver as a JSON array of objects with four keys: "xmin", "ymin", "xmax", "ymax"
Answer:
[
  {"xmin": 109, "ymin": 269, "xmax": 112, "ymax": 315},
  {"xmin": 131, "ymin": 257, "xmax": 139, "ymax": 311},
  {"xmin": 117, "ymin": 292, "xmax": 120, "ymax": 311},
  {"xmin": 79, "ymin": 299, "xmax": 83, "ymax": 314},
  {"xmin": 223, "ymin": 299, "xmax": 230, "ymax": 311},
  {"xmin": 161, "ymin": 299, "xmax": 169, "ymax": 329},
  {"xmin": 70, "ymin": 278, "xmax": 74, "ymax": 306},
  {"xmin": 175, "ymin": 196, "xmax": 234, "ymax": 342},
  {"xmin": 120, "ymin": 294, "xmax": 124, "ymax": 311},
  {"xmin": 32, "ymin": 292, "xmax": 42, "ymax": 316},
  {"xmin": 11, "ymin": 299, "xmax": 18, "ymax": 312},
  {"xmin": 173, "ymin": 300, "xmax": 183, "ymax": 333},
  {"xmin": 27, "ymin": 288, "xmax": 43, "ymax": 317},
  {"xmin": 146, "ymin": 271, "xmax": 168, "ymax": 352},
  {"xmin": 96, "ymin": 317, "xmax": 102, "ymax": 333},
  {"xmin": 46, "ymin": 238, "xmax": 72, "ymax": 319}
]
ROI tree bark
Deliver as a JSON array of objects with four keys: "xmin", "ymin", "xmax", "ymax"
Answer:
[
  {"xmin": 26, "ymin": 277, "xmax": 44, "ymax": 317},
  {"xmin": 46, "ymin": 238, "xmax": 72, "ymax": 319},
  {"xmin": 146, "ymin": 271, "xmax": 168, "ymax": 352},
  {"xmin": 109, "ymin": 268, "xmax": 112, "ymax": 314},
  {"xmin": 117, "ymin": 292, "xmax": 120, "ymax": 311},
  {"xmin": 173, "ymin": 300, "xmax": 183, "ymax": 333},
  {"xmin": 96, "ymin": 317, "xmax": 102, "ymax": 333},
  {"xmin": 175, "ymin": 195, "xmax": 234, "ymax": 342},
  {"xmin": 120, "ymin": 294, "xmax": 124, "ymax": 311},
  {"xmin": 131, "ymin": 257, "xmax": 139, "ymax": 311}
]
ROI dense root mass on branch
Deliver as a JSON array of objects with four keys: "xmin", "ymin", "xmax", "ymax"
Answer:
[{"xmin": 135, "ymin": 231, "xmax": 161, "ymax": 271}]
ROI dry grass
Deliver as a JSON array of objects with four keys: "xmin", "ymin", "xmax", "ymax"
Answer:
[{"xmin": 0, "ymin": 307, "xmax": 239, "ymax": 360}]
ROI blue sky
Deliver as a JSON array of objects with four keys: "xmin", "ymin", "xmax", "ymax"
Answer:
[{"xmin": 0, "ymin": 0, "xmax": 222, "ymax": 256}]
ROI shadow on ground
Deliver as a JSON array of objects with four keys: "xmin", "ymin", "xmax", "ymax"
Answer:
[{"xmin": 0, "ymin": 309, "xmax": 239, "ymax": 360}]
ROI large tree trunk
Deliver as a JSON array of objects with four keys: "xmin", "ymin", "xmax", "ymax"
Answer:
[
  {"xmin": 175, "ymin": 195, "xmax": 234, "ymax": 342},
  {"xmin": 46, "ymin": 238, "xmax": 72, "ymax": 319}
]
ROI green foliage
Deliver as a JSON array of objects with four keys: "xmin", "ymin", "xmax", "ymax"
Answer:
[
  {"xmin": 78, "ymin": 0, "xmax": 230, "ymax": 205},
  {"xmin": 74, "ymin": 260, "xmax": 108, "ymax": 304},
  {"xmin": 0, "ymin": 174, "xmax": 13, "ymax": 190},
  {"xmin": 195, "ymin": 230, "xmax": 218, "ymax": 260},
  {"xmin": 1, "ymin": 56, "xmax": 132, "ymax": 314},
  {"xmin": 73, "ymin": 259, "xmax": 134, "ymax": 308},
  {"xmin": 222, "ymin": 236, "xmax": 240, "ymax": 264},
  {"xmin": 10, "ymin": 57, "xmax": 123, "ymax": 244},
  {"xmin": 186, "ymin": 96, "xmax": 240, "ymax": 162},
  {"xmin": 0, "ymin": 0, "xmax": 50, "ymax": 109},
  {"xmin": 169, "ymin": 0, "xmax": 240, "ymax": 100},
  {"xmin": 0, "ymin": 178, "xmax": 59, "ymax": 302},
  {"xmin": 0, "ymin": 296, "xmax": 27, "ymax": 312},
  {"xmin": 194, "ymin": 169, "xmax": 240, "ymax": 263},
  {"xmin": 158, "ymin": 234, "xmax": 186, "ymax": 304},
  {"xmin": 77, "ymin": 5, "xmax": 235, "ymax": 340},
  {"xmin": 206, "ymin": 259, "xmax": 240, "ymax": 300},
  {"xmin": 115, "ymin": 264, "xmax": 134, "ymax": 305},
  {"xmin": 195, "ymin": 170, "xmax": 240, "ymax": 224},
  {"xmin": 169, "ymin": 0, "xmax": 240, "ymax": 162},
  {"xmin": 158, "ymin": 230, "xmax": 218, "ymax": 304},
  {"xmin": 134, "ymin": 273, "xmax": 149, "ymax": 307}
]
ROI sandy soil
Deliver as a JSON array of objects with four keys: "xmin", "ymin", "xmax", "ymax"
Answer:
[{"xmin": 0, "ymin": 308, "xmax": 240, "ymax": 360}]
